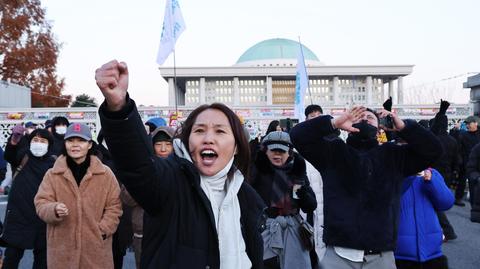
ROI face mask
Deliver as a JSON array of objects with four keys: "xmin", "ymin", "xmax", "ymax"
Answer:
[
  {"xmin": 351, "ymin": 120, "xmax": 378, "ymax": 140},
  {"xmin": 30, "ymin": 142, "xmax": 49, "ymax": 157},
  {"xmin": 56, "ymin": 126, "xmax": 67, "ymax": 135}
]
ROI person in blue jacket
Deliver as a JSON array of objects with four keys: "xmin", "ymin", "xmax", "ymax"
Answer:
[{"xmin": 395, "ymin": 168, "xmax": 454, "ymax": 269}]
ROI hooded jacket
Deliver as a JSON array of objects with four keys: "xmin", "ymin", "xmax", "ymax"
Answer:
[
  {"xmin": 34, "ymin": 155, "xmax": 122, "ymax": 269},
  {"xmin": 394, "ymin": 169, "xmax": 453, "ymax": 262},
  {"xmin": 98, "ymin": 97, "xmax": 265, "ymax": 269},
  {"xmin": 290, "ymin": 115, "xmax": 442, "ymax": 252},
  {"xmin": 1, "ymin": 152, "xmax": 56, "ymax": 249}
]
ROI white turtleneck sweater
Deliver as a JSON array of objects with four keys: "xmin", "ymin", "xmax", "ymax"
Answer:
[{"xmin": 173, "ymin": 139, "xmax": 252, "ymax": 269}]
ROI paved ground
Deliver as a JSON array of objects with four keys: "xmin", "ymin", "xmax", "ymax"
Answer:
[{"xmin": 0, "ymin": 196, "xmax": 479, "ymax": 268}]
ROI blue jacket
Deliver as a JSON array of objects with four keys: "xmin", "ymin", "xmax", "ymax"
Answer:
[{"xmin": 394, "ymin": 169, "xmax": 453, "ymax": 262}]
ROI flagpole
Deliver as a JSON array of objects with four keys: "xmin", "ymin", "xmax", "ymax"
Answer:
[
  {"xmin": 298, "ymin": 36, "xmax": 313, "ymax": 105},
  {"xmin": 173, "ymin": 48, "xmax": 178, "ymax": 116}
]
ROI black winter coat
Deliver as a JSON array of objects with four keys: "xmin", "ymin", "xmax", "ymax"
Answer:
[
  {"xmin": 430, "ymin": 113, "xmax": 459, "ymax": 184},
  {"xmin": 251, "ymin": 151, "xmax": 317, "ymax": 215},
  {"xmin": 466, "ymin": 143, "xmax": 480, "ymax": 222},
  {"xmin": 0, "ymin": 153, "xmax": 55, "ymax": 249},
  {"xmin": 99, "ymin": 98, "xmax": 265, "ymax": 269},
  {"xmin": 4, "ymin": 135, "xmax": 30, "ymax": 172},
  {"xmin": 458, "ymin": 130, "xmax": 480, "ymax": 171},
  {"xmin": 290, "ymin": 116, "xmax": 442, "ymax": 252}
]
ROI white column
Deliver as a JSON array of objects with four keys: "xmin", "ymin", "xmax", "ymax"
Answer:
[
  {"xmin": 168, "ymin": 78, "xmax": 176, "ymax": 106},
  {"xmin": 333, "ymin": 76, "xmax": 339, "ymax": 104},
  {"xmin": 388, "ymin": 80, "xmax": 395, "ymax": 103},
  {"xmin": 397, "ymin": 77, "xmax": 404, "ymax": 104},
  {"xmin": 199, "ymin": 78, "xmax": 206, "ymax": 104},
  {"xmin": 233, "ymin": 77, "xmax": 240, "ymax": 106},
  {"xmin": 366, "ymin": 76, "xmax": 373, "ymax": 105},
  {"xmin": 266, "ymin": 76, "xmax": 273, "ymax": 105}
]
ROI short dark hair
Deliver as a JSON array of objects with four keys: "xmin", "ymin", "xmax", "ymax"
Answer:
[
  {"xmin": 179, "ymin": 103, "xmax": 250, "ymax": 178},
  {"xmin": 305, "ymin": 104, "xmax": 323, "ymax": 118}
]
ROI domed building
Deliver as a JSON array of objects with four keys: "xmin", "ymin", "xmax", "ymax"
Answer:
[{"xmin": 159, "ymin": 38, "xmax": 412, "ymax": 112}]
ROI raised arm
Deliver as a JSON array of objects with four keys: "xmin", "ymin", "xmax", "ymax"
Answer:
[{"xmin": 96, "ymin": 60, "xmax": 175, "ymax": 215}]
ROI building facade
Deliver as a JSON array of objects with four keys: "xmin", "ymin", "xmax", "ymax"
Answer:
[{"xmin": 159, "ymin": 38, "xmax": 412, "ymax": 109}]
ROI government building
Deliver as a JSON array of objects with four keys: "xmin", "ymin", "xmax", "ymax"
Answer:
[{"xmin": 159, "ymin": 38, "xmax": 413, "ymax": 108}]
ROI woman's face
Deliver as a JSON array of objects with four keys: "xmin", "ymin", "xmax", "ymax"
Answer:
[
  {"xmin": 266, "ymin": 149, "xmax": 289, "ymax": 167},
  {"xmin": 154, "ymin": 141, "xmax": 173, "ymax": 158},
  {"xmin": 189, "ymin": 109, "xmax": 236, "ymax": 176},
  {"xmin": 65, "ymin": 137, "xmax": 92, "ymax": 164}
]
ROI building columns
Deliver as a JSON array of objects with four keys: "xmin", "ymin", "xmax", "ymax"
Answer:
[
  {"xmin": 168, "ymin": 78, "xmax": 176, "ymax": 106},
  {"xmin": 397, "ymin": 77, "xmax": 404, "ymax": 104},
  {"xmin": 266, "ymin": 76, "xmax": 273, "ymax": 105},
  {"xmin": 199, "ymin": 77, "xmax": 206, "ymax": 104},
  {"xmin": 233, "ymin": 77, "xmax": 240, "ymax": 106},
  {"xmin": 388, "ymin": 80, "xmax": 395, "ymax": 104},
  {"xmin": 333, "ymin": 76, "xmax": 339, "ymax": 104},
  {"xmin": 366, "ymin": 76, "xmax": 373, "ymax": 105}
]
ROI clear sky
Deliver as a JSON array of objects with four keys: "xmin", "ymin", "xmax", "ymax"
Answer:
[{"xmin": 41, "ymin": 0, "xmax": 479, "ymax": 106}]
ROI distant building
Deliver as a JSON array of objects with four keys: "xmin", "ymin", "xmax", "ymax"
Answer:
[
  {"xmin": 0, "ymin": 80, "xmax": 31, "ymax": 108},
  {"xmin": 159, "ymin": 38, "xmax": 413, "ymax": 108},
  {"xmin": 464, "ymin": 73, "xmax": 480, "ymax": 116}
]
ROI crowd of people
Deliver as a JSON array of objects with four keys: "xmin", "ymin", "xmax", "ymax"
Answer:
[{"xmin": 0, "ymin": 60, "xmax": 478, "ymax": 268}]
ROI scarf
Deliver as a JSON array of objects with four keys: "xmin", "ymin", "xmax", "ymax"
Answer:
[{"xmin": 173, "ymin": 139, "xmax": 252, "ymax": 269}]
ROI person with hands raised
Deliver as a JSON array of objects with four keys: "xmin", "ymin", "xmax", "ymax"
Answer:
[
  {"xmin": 96, "ymin": 60, "xmax": 265, "ymax": 269},
  {"xmin": 290, "ymin": 105, "xmax": 442, "ymax": 269}
]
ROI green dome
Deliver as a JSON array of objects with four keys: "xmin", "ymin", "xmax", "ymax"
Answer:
[{"xmin": 236, "ymin": 38, "xmax": 320, "ymax": 64}]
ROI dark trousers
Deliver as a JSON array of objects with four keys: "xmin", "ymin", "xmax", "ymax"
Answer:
[
  {"xmin": 396, "ymin": 255, "xmax": 448, "ymax": 269},
  {"xmin": 2, "ymin": 246, "xmax": 46, "ymax": 269},
  {"xmin": 455, "ymin": 175, "xmax": 467, "ymax": 200},
  {"xmin": 436, "ymin": 211, "xmax": 456, "ymax": 238}
]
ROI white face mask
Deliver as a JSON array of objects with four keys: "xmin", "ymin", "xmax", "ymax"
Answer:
[
  {"xmin": 56, "ymin": 126, "xmax": 67, "ymax": 135},
  {"xmin": 30, "ymin": 142, "xmax": 49, "ymax": 157}
]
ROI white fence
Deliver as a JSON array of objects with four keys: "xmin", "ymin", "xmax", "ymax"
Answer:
[{"xmin": 0, "ymin": 104, "xmax": 473, "ymax": 149}]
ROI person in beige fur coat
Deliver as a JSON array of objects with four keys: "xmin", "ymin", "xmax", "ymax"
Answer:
[{"xmin": 34, "ymin": 123, "xmax": 122, "ymax": 269}]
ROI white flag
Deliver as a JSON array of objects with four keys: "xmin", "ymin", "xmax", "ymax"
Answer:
[
  {"xmin": 294, "ymin": 45, "xmax": 308, "ymax": 122},
  {"xmin": 156, "ymin": 0, "xmax": 186, "ymax": 65}
]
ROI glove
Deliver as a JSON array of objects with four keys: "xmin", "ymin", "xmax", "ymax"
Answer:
[
  {"xmin": 10, "ymin": 124, "xmax": 25, "ymax": 145},
  {"xmin": 383, "ymin": 96, "xmax": 393, "ymax": 112},
  {"xmin": 439, "ymin": 99, "xmax": 450, "ymax": 115}
]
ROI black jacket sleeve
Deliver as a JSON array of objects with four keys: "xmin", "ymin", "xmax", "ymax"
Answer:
[
  {"xmin": 99, "ymin": 97, "xmax": 175, "ymax": 215},
  {"xmin": 395, "ymin": 120, "xmax": 443, "ymax": 177},
  {"xmin": 466, "ymin": 144, "xmax": 480, "ymax": 181},
  {"xmin": 290, "ymin": 115, "xmax": 339, "ymax": 171},
  {"xmin": 296, "ymin": 182, "xmax": 317, "ymax": 213}
]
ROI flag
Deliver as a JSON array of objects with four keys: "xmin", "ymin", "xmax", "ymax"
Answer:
[
  {"xmin": 294, "ymin": 44, "xmax": 308, "ymax": 122},
  {"xmin": 156, "ymin": 0, "xmax": 186, "ymax": 65}
]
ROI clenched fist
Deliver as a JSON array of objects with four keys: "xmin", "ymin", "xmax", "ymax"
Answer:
[
  {"xmin": 95, "ymin": 60, "xmax": 129, "ymax": 111},
  {"xmin": 55, "ymin": 203, "xmax": 69, "ymax": 218}
]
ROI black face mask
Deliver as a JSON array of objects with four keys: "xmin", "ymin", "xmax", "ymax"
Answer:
[{"xmin": 350, "ymin": 120, "xmax": 378, "ymax": 140}]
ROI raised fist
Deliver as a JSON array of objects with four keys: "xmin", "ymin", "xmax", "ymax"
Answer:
[
  {"xmin": 95, "ymin": 60, "xmax": 129, "ymax": 111},
  {"xmin": 439, "ymin": 99, "xmax": 450, "ymax": 115},
  {"xmin": 10, "ymin": 124, "xmax": 26, "ymax": 145},
  {"xmin": 383, "ymin": 96, "xmax": 393, "ymax": 112}
]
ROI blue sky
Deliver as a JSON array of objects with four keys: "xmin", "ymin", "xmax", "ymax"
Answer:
[{"xmin": 42, "ymin": 0, "xmax": 479, "ymax": 106}]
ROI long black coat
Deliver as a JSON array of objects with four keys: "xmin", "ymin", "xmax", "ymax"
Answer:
[
  {"xmin": 3, "ymin": 135, "xmax": 30, "ymax": 172},
  {"xmin": 1, "ymin": 153, "xmax": 55, "ymax": 249},
  {"xmin": 290, "ymin": 116, "xmax": 442, "ymax": 252},
  {"xmin": 99, "ymin": 98, "xmax": 265, "ymax": 269}
]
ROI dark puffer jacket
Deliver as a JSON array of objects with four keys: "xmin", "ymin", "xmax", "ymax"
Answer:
[
  {"xmin": 1, "ymin": 153, "xmax": 55, "ymax": 249},
  {"xmin": 99, "ymin": 97, "xmax": 265, "ymax": 269},
  {"xmin": 290, "ymin": 115, "xmax": 442, "ymax": 252}
]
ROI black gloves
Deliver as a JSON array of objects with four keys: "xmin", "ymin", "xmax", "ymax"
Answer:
[
  {"xmin": 383, "ymin": 96, "xmax": 393, "ymax": 112},
  {"xmin": 439, "ymin": 99, "xmax": 450, "ymax": 115}
]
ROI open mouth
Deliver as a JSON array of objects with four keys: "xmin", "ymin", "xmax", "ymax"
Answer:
[{"xmin": 200, "ymin": 149, "xmax": 218, "ymax": 165}]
